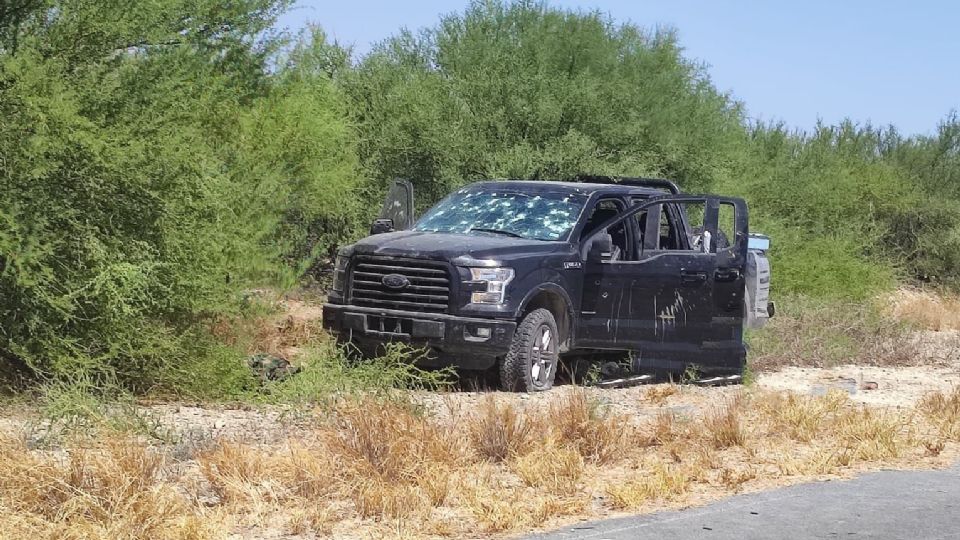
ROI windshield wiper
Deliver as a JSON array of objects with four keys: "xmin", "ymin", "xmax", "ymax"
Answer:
[{"xmin": 469, "ymin": 227, "xmax": 524, "ymax": 238}]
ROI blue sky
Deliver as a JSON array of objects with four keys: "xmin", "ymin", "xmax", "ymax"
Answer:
[{"xmin": 277, "ymin": 1, "xmax": 959, "ymax": 135}]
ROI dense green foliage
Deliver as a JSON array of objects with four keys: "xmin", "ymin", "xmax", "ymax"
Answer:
[
  {"xmin": 1, "ymin": 0, "xmax": 958, "ymax": 394},
  {"xmin": 343, "ymin": 1, "xmax": 742, "ymax": 202},
  {"xmin": 0, "ymin": 0, "xmax": 361, "ymax": 391},
  {"xmin": 723, "ymin": 120, "xmax": 960, "ymax": 298}
]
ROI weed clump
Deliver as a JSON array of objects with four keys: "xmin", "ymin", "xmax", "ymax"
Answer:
[
  {"xmin": 704, "ymin": 399, "xmax": 747, "ymax": 449},
  {"xmin": 918, "ymin": 387, "xmax": 960, "ymax": 440},
  {"xmin": 888, "ymin": 289, "xmax": 960, "ymax": 332},
  {"xmin": 831, "ymin": 407, "xmax": 905, "ymax": 461},
  {"xmin": 606, "ymin": 464, "xmax": 691, "ymax": 509},
  {"xmin": 550, "ymin": 390, "xmax": 631, "ymax": 464},
  {"xmin": 198, "ymin": 441, "xmax": 275, "ymax": 505},
  {"xmin": 511, "ymin": 444, "xmax": 584, "ymax": 495},
  {"xmin": 468, "ymin": 397, "xmax": 538, "ymax": 462},
  {"xmin": 645, "ymin": 384, "xmax": 680, "ymax": 404},
  {"xmin": 756, "ymin": 390, "xmax": 848, "ymax": 442}
]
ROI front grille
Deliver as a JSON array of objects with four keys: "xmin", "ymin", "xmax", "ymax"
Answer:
[{"xmin": 350, "ymin": 257, "xmax": 451, "ymax": 313}]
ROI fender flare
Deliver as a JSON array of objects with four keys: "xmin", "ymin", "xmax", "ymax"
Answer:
[{"xmin": 515, "ymin": 283, "xmax": 576, "ymax": 347}]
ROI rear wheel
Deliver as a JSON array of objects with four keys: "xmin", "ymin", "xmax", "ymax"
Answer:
[{"xmin": 500, "ymin": 308, "xmax": 559, "ymax": 392}]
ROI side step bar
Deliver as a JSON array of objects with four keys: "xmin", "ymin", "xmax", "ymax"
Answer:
[
  {"xmin": 591, "ymin": 374, "xmax": 655, "ymax": 389},
  {"xmin": 589, "ymin": 373, "xmax": 742, "ymax": 389},
  {"xmin": 689, "ymin": 374, "xmax": 742, "ymax": 386}
]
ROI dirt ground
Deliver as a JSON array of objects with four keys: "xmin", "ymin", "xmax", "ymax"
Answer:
[
  {"xmin": 3, "ymin": 293, "xmax": 958, "ymax": 467},
  {"xmin": 26, "ymin": 326, "xmax": 950, "ymax": 443}
]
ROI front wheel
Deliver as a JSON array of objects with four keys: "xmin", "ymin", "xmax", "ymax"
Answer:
[{"xmin": 500, "ymin": 308, "xmax": 559, "ymax": 392}]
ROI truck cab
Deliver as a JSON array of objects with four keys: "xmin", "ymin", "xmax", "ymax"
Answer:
[{"xmin": 322, "ymin": 178, "xmax": 773, "ymax": 391}]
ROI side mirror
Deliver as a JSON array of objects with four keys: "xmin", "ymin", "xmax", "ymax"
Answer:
[
  {"xmin": 370, "ymin": 218, "xmax": 394, "ymax": 235},
  {"xmin": 587, "ymin": 233, "xmax": 614, "ymax": 263}
]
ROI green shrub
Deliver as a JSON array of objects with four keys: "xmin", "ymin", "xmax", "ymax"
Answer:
[
  {"xmin": 0, "ymin": 1, "xmax": 362, "ymax": 394},
  {"xmin": 344, "ymin": 0, "xmax": 743, "ymax": 203},
  {"xmin": 262, "ymin": 343, "xmax": 455, "ymax": 406},
  {"xmin": 747, "ymin": 217, "xmax": 896, "ymax": 300}
]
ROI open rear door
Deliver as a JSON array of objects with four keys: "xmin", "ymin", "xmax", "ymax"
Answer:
[{"xmin": 372, "ymin": 179, "xmax": 415, "ymax": 233}]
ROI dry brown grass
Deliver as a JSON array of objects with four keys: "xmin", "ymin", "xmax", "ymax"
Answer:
[
  {"xmin": 252, "ymin": 300, "xmax": 326, "ymax": 357},
  {"xmin": 460, "ymin": 471, "xmax": 589, "ymax": 534},
  {"xmin": 831, "ymin": 406, "xmax": 906, "ymax": 461},
  {"xmin": 333, "ymin": 397, "xmax": 463, "ymax": 473},
  {"xmin": 348, "ymin": 480, "xmax": 425, "ymax": 519},
  {"xmin": 468, "ymin": 396, "xmax": 538, "ymax": 461},
  {"xmin": 209, "ymin": 298, "xmax": 325, "ymax": 359},
  {"xmin": 198, "ymin": 441, "xmax": 276, "ymax": 505},
  {"xmin": 718, "ymin": 466, "xmax": 757, "ymax": 492},
  {"xmin": 549, "ymin": 390, "xmax": 631, "ymax": 464},
  {"xmin": 755, "ymin": 390, "xmax": 848, "ymax": 442},
  {"xmin": 703, "ymin": 398, "xmax": 747, "ymax": 449},
  {"xmin": 918, "ymin": 387, "xmax": 960, "ymax": 440},
  {"xmin": 0, "ymin": 435, "xmax": 216, "ymax": 540},
  {"xmin": 606, "ymin": 464, "xmax": 691, "ymax": 509},
  {"xmin": 888, "ymin": 289, "xmax": 960, "ymax": 331},
  {"xmin": 326, "ymin": 397, "xmax": 463, "ymax": 520},
  {"xmin": 4, "ymin": 386, "xmax": 959, "ymax": 539},
  {"xmin": 511, "ymin": 443, "xmax": 584, "ymax": 495},
  {"xmin": 280, "ymin": 442, "xmax": 337, "ymax": 499},
  {"xmin": 647, "ymin": 409, "xmax": 682, "ymax": 445},
  {"xmin": 749, "ymin": 295, "xmax": 921, "ymax": 371}
]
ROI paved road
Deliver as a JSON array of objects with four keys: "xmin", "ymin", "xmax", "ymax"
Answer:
[{"xmin": 527, "ymin": 464, "xmax": 960, "ymax": 540}]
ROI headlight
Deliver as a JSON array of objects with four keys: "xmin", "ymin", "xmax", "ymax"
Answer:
[
  {"xmin": 332, "ymin": 255, "xmax": 350, "ymax": 293},
  {"xmin": 469, "ymin": 267, "xmax": 515, "ymax": 305}
]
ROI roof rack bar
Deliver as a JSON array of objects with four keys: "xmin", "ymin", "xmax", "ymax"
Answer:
[{"xmin": 575, "ymin": 175, "xmax": 681, "ymax": 195}]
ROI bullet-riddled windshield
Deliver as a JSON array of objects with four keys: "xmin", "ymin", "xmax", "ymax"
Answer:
[{"xmin": 412, "ymin": 188, "xmax": 587, "ymax": 241}]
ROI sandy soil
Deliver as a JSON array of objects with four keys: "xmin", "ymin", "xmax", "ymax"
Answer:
[
  {"xmin": 756, "ymin": 364, "xmax": 960, "ymax": 408},
  {"xmin": 754, "ymin": 327, "xmax": 960, "ymax": 408},
  {"xmin": 2, "ymin": 326, "xmax": 956, "ymax": 443}
]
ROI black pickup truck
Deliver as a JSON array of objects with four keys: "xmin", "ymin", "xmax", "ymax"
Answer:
[{"xmin": 323, "ymin": 178, "xmax": 773, "ymax": 391}]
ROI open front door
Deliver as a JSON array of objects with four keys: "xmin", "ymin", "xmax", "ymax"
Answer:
[
  {"xmin": 372, "ymin": 179, "xmax": 415, "ymax": 233},
  {"xmin": 579, "ymin": 195, "xmax": 749, "ymax": 375}
]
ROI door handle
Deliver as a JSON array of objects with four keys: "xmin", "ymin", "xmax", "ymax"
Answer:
[
  {"xmin": 715, "ymin": 268, "xmax": 741, "ymax": 282},
  {"xmin": 680, "ymin": 271, "xmax": 708, "ymax": 285}
]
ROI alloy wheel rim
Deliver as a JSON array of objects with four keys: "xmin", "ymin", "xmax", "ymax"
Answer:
[{"xmin": 530, "ymin": 325, "xmax": 555, "ymax": 384}]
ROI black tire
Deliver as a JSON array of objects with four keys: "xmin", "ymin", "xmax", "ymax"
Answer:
[{"xmin": 500, "ymin": 308, "xmax": 559, "ymax": 392}]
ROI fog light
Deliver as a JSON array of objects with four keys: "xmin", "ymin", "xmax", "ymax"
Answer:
[{"xmin": 464, "ymin": 324, "xmax": 493, "ymax": 342}]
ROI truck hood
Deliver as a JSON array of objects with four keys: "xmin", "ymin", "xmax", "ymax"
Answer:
[{"xmin": 347, "ymin": 231, "xmax": 566, "ymax": 262}]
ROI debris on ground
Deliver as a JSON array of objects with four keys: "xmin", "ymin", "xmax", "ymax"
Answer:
[{"xmin": 247, "ymin": 353, "xmax": 300, "ymax": 382}]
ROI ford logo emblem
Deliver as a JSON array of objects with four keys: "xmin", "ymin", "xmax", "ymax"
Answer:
[{"xmin": 381, "ymin": 273, "xmax": 410, "ymax": 290}]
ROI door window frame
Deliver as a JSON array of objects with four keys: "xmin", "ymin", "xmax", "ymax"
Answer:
[
  {"xmin": 631, "ymin": 199, "xmax": 697, "ymax": 254},
  {"xmin": 578, "ymin": 196, "xmax": 639, "ymax": 261},
  {"xmin": 581, "ymin": 195, "xmax": 748, "ymax": 266}
]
